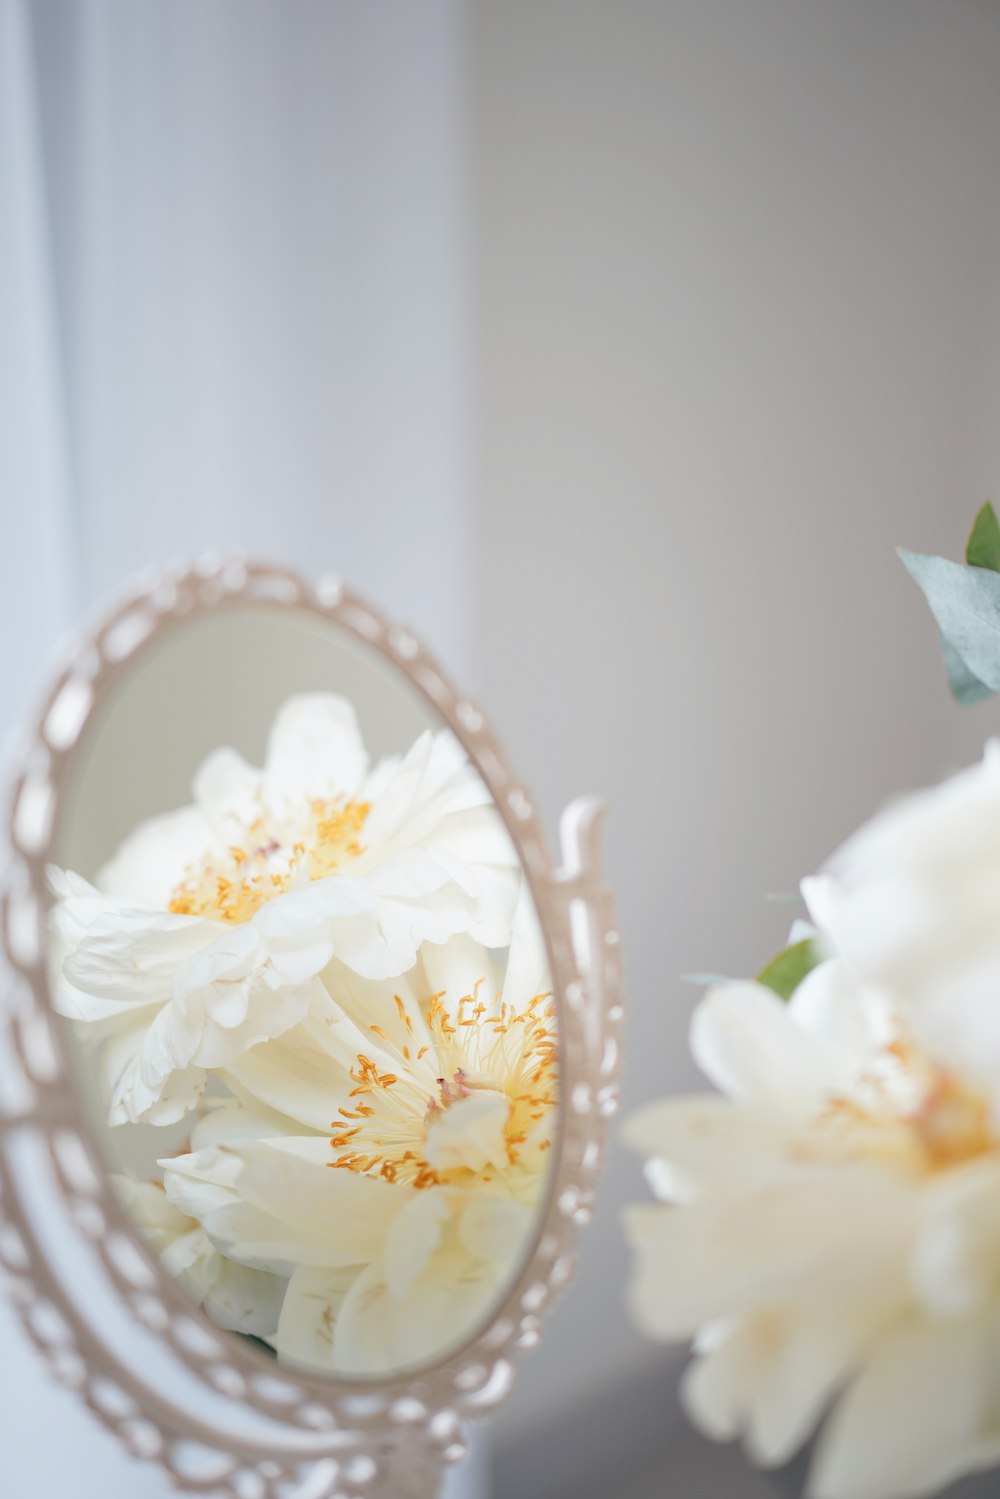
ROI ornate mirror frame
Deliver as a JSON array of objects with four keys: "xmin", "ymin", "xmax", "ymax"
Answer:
[{"xmin": 0, "ymin": 558, "xmax": 622, "ymax": 1499}]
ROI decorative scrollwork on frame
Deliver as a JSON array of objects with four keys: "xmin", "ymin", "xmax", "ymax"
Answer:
[{"xmin": 0, "ymin": 557, "xmax": 622, "ymax": 1499}]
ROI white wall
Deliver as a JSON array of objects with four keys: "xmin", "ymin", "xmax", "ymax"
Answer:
[
  {"xmin": 472, "ymin": 1, "xmax": 1000, "ymax": 1489},
  {"xmin": 25, "ymin": 0, "xmax": 474, "ymax": 675}
]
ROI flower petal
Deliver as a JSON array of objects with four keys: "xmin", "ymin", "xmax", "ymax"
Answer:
[
  {"xmin": 264, "ymin": 694, "xmax": 369, "ymax": 813},
  {"xmin": 459, "ymin": 1193, "xmax": 532, "ymax": 1268},
  {"xmin": 384, "ymin": 1190, "xmax": 453, "ymax": 1299},
  {"xmin": 691, "ymin": 982, "xmax": 862, "ymax": 1113},
  {"xmin": 331, "ymin": 1250, "xmax": 500, "ymax": 1377},
  {"xmin": 192, "ymin": 746, "xmax": 262, "ymax": 839},
  {"xmin": 423, "ymin": 1093, "xmax": 511, "ymax": 1176},
  {"xmin": 622, "ymin": 1095, "xmax": 797, "ymax": 1201},
  {"xmin": 810, "ymin": 1316, "xmax": 1000, "ymax": 1499},
  {"xmin": 274, "ymin": 1264, "xmax": 359, "ymax": 1373},
  {"xmin": 97, "ymin": 806, "xmax": 216, "ymax": 906},
  {"xmin": 625, "ymin": 1170, "xmax": 913, "ymax": 1342},
  {"xmin": 165, "ymin": 1135, "xmax": 406, "ymax": 1269}
]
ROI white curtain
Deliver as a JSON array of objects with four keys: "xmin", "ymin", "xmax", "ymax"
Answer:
[{"xmin": 0, "ymin": 2, "xmax": 483, "ymax": 1494}]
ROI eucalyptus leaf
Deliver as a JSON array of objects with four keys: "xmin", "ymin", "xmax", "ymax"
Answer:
[
  {"xmin": 966, "ymin": 501, "xmax": 1000, "ymax": 573},
  {"xmin": 899, "ymin": 548, "xmax": 1000, "ymax": 694},
  {"xmin": 755, "ymin": 938, "xmax": 818, "ymax": 1002},
  {"xmin": 940, "ymin": 635, "xmax": 993, "ymax": 705}
]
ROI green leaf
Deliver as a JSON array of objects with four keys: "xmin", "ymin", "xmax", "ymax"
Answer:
[
  {"xmin": 755, "ymin": 938, "xmax": 819, "ymax": 1001},
  {"xmin": 899, "ymin": 548, "xmax": 1000, "ymax": 696},
  {"xmin": 966, "ymin": 502, "xmax": 1000, "ymax": 572},
  {"xmin": 940, "ymin": 635, "xmax": 993, "ymax": 705}
]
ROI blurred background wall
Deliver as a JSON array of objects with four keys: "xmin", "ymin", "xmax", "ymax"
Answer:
[{"xmin": 4, "ymin": 2, "xmax": 1000, "ymax": 1497}]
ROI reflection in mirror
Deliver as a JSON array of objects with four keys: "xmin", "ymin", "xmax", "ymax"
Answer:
[{"xmin": 46, "ymin": 608, "xmax": 557, "ymax": 1379}]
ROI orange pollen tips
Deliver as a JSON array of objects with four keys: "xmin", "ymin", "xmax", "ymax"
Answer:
[
  {"xmin": 815, "ymin": 1042, "xmax": 999, "ymax": 1178},
  {"xmin": 911, "ymin": 1072, "xmax": 996, "ymax": 1171},
  {"xmin": 327, "ymin": 987, "xmax": 559, "ymax": 1188},
  {"xmin": 168, "ymin": 797, "xmax": 371, "ymax": 923}
]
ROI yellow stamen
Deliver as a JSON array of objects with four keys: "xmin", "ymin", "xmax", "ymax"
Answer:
[{"xmin": 168, "ymin": 798, "xmax": 371, "ymax": 922}]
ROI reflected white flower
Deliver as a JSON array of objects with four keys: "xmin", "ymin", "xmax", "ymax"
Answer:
[
  {"xmin": 162, "ymin": 907, "xmax": 556, "ymax": 1376},
  {"xmin": 625, "ymin": 963, "xmax": 1000, "ymax": 1499},
  {"xmin": 50, "ymin": 694, "xmax": 519, "ymax": 1126},
  {"xmin": 113, "ymin": 1175, "xmax": 285, "ymax": 1338}
]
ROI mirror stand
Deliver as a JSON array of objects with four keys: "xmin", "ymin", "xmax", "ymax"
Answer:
[
  {"xmin": 0, "ymin": 558, "xmax": 622, "ymax": 1499},
  {"xmin": 0, "ymin": 793, "xmax": 619, "ymax": 1499}
]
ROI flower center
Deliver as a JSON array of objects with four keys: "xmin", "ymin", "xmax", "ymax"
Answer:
[
  {"xmin": 816, "ymin": 1040, "xmax": 997, "ymax": 1176},
  {"xmin": 168, "ymin": 798, "xmax": 370, "ymax": 923},
  {"xmin": 908, "ymin": 1072, "xmax": 995, "ymax": 1171},
  {"xmin": 328, "ymin": 983, "xmax": 557, "ymax": 1190}
]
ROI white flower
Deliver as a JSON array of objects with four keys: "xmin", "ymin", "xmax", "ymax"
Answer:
[
  {"xmin": 113, "ymin": 1175, "xmax": 285, "ymax": 1338},
  {"xmin": 625, "ymin": 963, "xmax": 1000, "ymax": 1499},
  {"xmin": 806, "ymin": 742, "xmax": 1000, "ymax": 1106},
  {"xmin": 50, "ymin": 693, "xmax": 519, "ymax": 1126},
  {"xmin": 162, "ymin": 904, "xmax": 556, "ymax": 1377}
]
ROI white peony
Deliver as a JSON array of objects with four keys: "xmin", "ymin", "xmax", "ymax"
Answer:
[
  {"xmin": 806, "ymin": 741, "xmax": 1000, "ymax": 1108},
  {"xmin": 161, "ymin": 903, "xmax": 556, "ymax": 1377},
  {"xmin": 50, "ymin": 694, "xmax": 519, "ymax": 1127},
  {"xmin": 625, "ymin": 957, "xmax": 1000, "ymax": 1499}
]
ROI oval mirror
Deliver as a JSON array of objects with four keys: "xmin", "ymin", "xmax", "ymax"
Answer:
[{"xmin": 1, "ymin": 561, "xmax": 620, "ymax": 1496}]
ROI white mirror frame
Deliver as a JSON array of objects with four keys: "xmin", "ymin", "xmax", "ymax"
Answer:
[{"xmin": 0, "ymin": 558, "xmax": 622, "ymax": 1499}]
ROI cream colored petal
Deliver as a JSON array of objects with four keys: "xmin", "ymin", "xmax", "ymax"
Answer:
[
  {"xmin": 625, "ymin": 1171, "xmax": 913, "ymax": 1342},
  {"xmin": 691, "ymin": 983, "xmax": 858, "ymax": 1112},
  {"xmin": 327, "ymin": 873, "xmax": 479, "ymax": 980},
  {"xmin": 497, "ymin": 881, "xmax": 550, "ymax": 1011},
  {"xmin": 810, "ymin": 1316, "xmax": 1000, "ymax": 1499},
  {"xmin": 622, "ymin": 1095, "xmax": 796, "ymax": 1200},
  {"xmin": 192, "ymin": 746, "xmax": 262, "ymax": 839},
  {"xmin": 423, "ymin": 1093, "xmax": 511, "ymax": 1176},
  {"xmin": 165, "ymin": 928, "xmax": 314, "ymax": 1076},
  {"xmin": 97, "ymin": 806, "xmax": 216, "ymax": 906},
  {"xmin": 417, "ymin": 935, "xmax": 500, "ymax": 1023},
  {"xmin": 113, "ymin": 1173, "xmax": 285, "ymax": 1338},
  {"xmin": 60, "ymin": 900, "xmax": 212, "ymax": 1009},
  {"xmin": 683, "ymin": 1300, "xmax": 881, "ymax": 1472},
  {"xmin": 358, "ymin": 730, "xmax": 467, "ymax": 853},
  {"xmin": 319, "ymin": 961, "xmax": 438, "ymax": 1066},
  {"xmin": 384, "ymin": 1189, "xmax": 453, "ymax": 1299},
  {"xmin": 358, "ymin": 730, "xmax": 519, "ymax": 950},
  {"xmin": 458, "ymin": 1192, "xmax": 532, "ymax": 1269},
  {"xmin": 204, "ymin": 1254, "xmax": 287, "ymax": 1339},
  {"xmin": 788, "ymin": 958, "xmax": 891, "ymax": 1059},
  {"xmin": 745, "ymin": 1305, "xmax": 889, "ymax": 1469},
  {"xmin": 166, "ymin": 1136, "xmax": 407, "ymax": 1269},
  {"xmin": 274, "ymin": 1264, "xmax": 359, "ymax": 1374},
  {"xmin": 331, "ymin": 1250, "xmax": 500, "ymax": 1377},
  {"xmin": 224, "ymin": 1018, "xmax": 359, "ymax": 1133},
  {"xmin": 190, "ymin": 1094, "xmax": 304, "ymax": 1150},
  {"xmin": 911, "ymin": 1159, "xmax": 1000, "ymax": 1318},
  {"xmin": 264, "ymin": 693, "xmax": 369, "ymax": 813},
  {"xmin": 103, "ymin": 1009, "xmax": 207, "ymax": 1126},
  {"xmin": 681, "ymin": 1317, "xmax": 771, "ymax": 1445},
  {"xmin": 112, "ymin": 1177, "xmax": 191, "ymax": 1245}
]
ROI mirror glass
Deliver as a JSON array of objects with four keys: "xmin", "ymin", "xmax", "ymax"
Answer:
[{"xmin": 46, "ymin": 605, "xmax": 557, "ymax": 1380}]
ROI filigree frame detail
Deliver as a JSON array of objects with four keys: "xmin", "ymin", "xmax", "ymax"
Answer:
[{"xmin": 0, "ymin": 558, "xmax": 622, "ymax": 1499}]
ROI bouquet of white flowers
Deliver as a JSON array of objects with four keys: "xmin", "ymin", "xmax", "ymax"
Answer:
[{"xmin": 625, "ymin": 506, "xmax": 1000, "ymax": 1499}]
